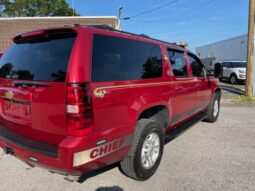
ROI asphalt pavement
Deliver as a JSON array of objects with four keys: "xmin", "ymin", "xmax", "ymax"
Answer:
[{"xmin": 0, "ymin": 106, "xmax": 255, "ymax": 191}]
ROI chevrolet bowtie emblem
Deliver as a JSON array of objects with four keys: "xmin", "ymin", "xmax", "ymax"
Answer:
[{"xmin": 4, "ymin": 91, "xmax": 14, "ymax": 99}]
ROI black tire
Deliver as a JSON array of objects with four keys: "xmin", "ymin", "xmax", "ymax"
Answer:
[
  {"xmin": 119, "ymin": 119, "xmax": 164, "ymax": 181},
  {"xmin": 204, "ymin": 92, "xmax": 221, "ymax": 123},
  {"xmin": 230, "ymin": 74, "xmax": 237, "ymax": 84}
]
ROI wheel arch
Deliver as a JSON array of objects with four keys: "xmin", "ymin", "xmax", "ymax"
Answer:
[
  {"xmin": 214, "ymin": 87, "xmax": 222, "ymax": 98},
  {"xmin": 137, "ymin": 105, "xmax": 170, "ymax": 129},
  {"xmin": 230, "ymin": 72, "xmax": 237, "ymax": 78}
]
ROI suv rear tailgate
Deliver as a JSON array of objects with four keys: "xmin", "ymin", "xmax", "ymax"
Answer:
[{"xmin": 0, "ymin": 28, "xmax": 77, "ymax": 146}]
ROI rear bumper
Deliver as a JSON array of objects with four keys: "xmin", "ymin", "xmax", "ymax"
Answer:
[{"xmin": 0, "ymin": 126, "xmax": 133, "ymax": 176}]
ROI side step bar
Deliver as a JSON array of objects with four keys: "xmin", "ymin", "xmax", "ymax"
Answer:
[{"xmin": 64, "ymin": 175, "xmax": 80, "ymax": 182}]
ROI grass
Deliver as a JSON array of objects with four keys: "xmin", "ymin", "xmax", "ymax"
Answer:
[{"xmin": 239, "ymin": 95, "xmax": 255, "ymax": 103}]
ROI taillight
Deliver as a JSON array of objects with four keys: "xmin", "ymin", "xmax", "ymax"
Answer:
[{"xmin": 67, "ymin": 83, "xmax": 93, "ymax": 136}]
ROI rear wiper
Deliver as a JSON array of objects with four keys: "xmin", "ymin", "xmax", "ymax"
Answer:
[{"xmin": 13, "ymin": 81, "xmax": 52, "ymax": 87}]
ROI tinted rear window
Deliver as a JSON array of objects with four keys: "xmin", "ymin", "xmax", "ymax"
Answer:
[
  {"xmin": 91, "ymin": 34, "xmax": 162, "ymax": 82},
  {"xmin": 0, "ymin": 36, "xmax": 76, "ymax": 82}
]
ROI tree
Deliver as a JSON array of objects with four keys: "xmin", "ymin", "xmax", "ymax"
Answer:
[{"xmin": 0, "ymin": 0, "xmax": 80, "ymax": 17}]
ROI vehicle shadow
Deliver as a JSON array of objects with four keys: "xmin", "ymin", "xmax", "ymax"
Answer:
[
  {"xmin": 77, "ymin": 111, "xmax": 207, "ymax": 184},
  {"xmin": 220, "ymin": 85, "xmax": 245, "ymax": 95},
  {"xmin": 77, "ymin": 162, "xmax": 119, "ymax": 183},
  {"xmin": 95, "ymin": 186, "xmax": 124, "ymax": 191}
]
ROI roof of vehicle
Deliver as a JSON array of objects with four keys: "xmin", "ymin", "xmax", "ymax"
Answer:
[
  {"xmin": 83, "ymin": 25, "xmax": 188, "ymax": 49},
  {"xmin": 14, "ymin": 24, "xmax": 189, "ymax": 52}
]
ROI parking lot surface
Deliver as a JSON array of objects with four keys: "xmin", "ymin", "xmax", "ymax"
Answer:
[{"xmin": 0, "ymin": 106, "xmax": 255, "ymax": 191}]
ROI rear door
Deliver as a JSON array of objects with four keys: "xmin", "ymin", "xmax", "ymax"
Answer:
[
  {"xmin": 167, "ymin": 49, "xmax": 196, "ymax": 124},
  {"xmin": 90, "ymin": 34, "xmax": 164, "ymax": 134},
  {"xmin": 0, "ymin": 29, "xmax": 77, "ymax": 145}
]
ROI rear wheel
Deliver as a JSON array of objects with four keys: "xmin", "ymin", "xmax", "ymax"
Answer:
[
  {"xmin": 119, "ymin": 119, "xmax": 164, "ymax": 181},
  {"xmin": 204, "ymin": 92, "xmax": 220, "ymax": 123}
]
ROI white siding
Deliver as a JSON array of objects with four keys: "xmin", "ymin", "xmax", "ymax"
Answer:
[
  {"xmin": 197, "ymin": 34, "xmax": 255, "ymax": 96},
  {"xmin": 196, "ymin": 35, "xmax": 247, "ymax": 62}
]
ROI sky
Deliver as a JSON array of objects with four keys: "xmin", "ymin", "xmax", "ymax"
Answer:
[{"xmin": 66, "ymin": 0, "xmax": 249, "ymax": 51}]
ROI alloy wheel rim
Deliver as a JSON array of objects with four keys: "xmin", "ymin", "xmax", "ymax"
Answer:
[
  {"xmin": 213, "ymin": 100, "xmax": 219, "ymax": 117},
  {"xmin": 141, "ymin": 132, "xmax": 160, "ymax": 169}
]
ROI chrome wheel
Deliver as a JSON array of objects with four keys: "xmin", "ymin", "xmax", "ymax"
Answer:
[
  {"xmin": 213, "ymin": 100, "xmax": 219, "ymax": 117},
  {"xmin": 141, "ymin": 133, "xmax": 160, "ymax": 169}
]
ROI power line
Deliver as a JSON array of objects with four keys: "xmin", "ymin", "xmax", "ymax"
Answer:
[
  {"xmin": 122, "ymin": 0, "xmax": 180, "ymax": 20},
  {"xmin": 128, "ymin": 0, "xmax": 215, "ymax": 22}
]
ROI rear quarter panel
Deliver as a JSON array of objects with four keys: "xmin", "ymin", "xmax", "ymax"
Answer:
[{"xmin": 89, "ymin": 40, "xmax": 173, "ymax": 135}]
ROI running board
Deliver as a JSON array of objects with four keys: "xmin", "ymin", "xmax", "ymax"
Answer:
[
  {"xmin": 64, "ymin": 175, "xmax": 80, "ymax": 182},
  {"xmin": 165, "ymin": 111, "xmax": 208, "ymax": 144}
]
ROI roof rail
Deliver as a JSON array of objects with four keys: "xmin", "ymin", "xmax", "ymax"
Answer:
[
  {"xmin": 63, "ymin": 24, "xmax": 188, "ymax": 48},
  {"xmin": 64, "ymin": 23, "xmax": 82, "ymax": 27},
  {"xmin": 87, "ymin": 25, "xmax": 116, "ymax": 30}
]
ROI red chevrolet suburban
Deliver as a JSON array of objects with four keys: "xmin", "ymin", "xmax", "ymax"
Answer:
[{"xmin": 0, "ymin": 25, "xmax": 221, "ymax": 181}]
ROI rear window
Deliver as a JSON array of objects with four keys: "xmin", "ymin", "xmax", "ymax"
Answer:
[
  {"xmin": 0, "ymin": 36, "xmax": 76, "ymax": 82},
  {"xmin": 91, "ymin": 34, "xmax": 162, "ymax": 82}
]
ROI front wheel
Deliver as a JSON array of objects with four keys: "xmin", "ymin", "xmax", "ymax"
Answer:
[
  {"xmin": 230, "ymin": 74, "xmax": 237, "ymax": 84},
  {"xmin": 119, "ymin": 119, "xmax": 164, "ymax": 181},
  {"xmin": 204, "ymin": 92, "xmax": 221, "ymax": 123}
]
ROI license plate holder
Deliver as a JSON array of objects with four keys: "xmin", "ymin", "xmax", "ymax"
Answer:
[{"xmin": 3, "ymin": 100, "xmax": 31, "ymax": 117}]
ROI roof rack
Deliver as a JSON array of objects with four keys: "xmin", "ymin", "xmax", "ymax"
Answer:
[
  {"xmin": 63, "ymin": 24, "xmax": 187, "ymax": 48},
  {"xmin": 87, "ymin": 25, "xmax": 116, "ymax": 30},
  {"xmin": 64, "ymin": 23, "xmax": 82, "ymax": 27}
]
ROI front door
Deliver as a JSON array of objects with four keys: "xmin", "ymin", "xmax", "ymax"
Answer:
[
  {"xmin": 188, "ymin": 53, "xmax": 211, "ymax": 110},
  {"xmin": 222, "ymin": 62, "xmax": 231, "ymax": 78}
]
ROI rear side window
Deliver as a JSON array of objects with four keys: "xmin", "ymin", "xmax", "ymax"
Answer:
[
  {"xmin": 0, "ymin": 36, "xmax": 76, "ymax": 82},
  {"xmin": 188, "ymin": 54, "xmax": 206, "ymax": 77},
  {"xmin": 91, "ymin": 34, "xmax": 162, "ymax": 82},
  {"xmin": 168, "ymin": 50, "xmax": 188, "ymax": 78}
]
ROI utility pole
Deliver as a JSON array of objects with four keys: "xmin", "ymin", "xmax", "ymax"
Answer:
[
  {"xmin": 117, "ymin": 6, "xmax": 123, "ymax": 30},
  {"xmin": 72, "ymin": 0, "xmax": 75, "ymax": 16},
  {"xmin": 246, "ymin": 0, "xmax": 255, "ymax": 97}
]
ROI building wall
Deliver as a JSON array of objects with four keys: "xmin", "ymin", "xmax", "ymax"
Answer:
[
  {"xmin": 196, "ymin": 35, "xmax": 247, "ymax": 62},
  {"xmin": 197, "ymin": 34, "xmax": 255, "ymax": 96},
  {"xmin": 0, "ymin": 16, "xmax": 118, "ymax": 53}
]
